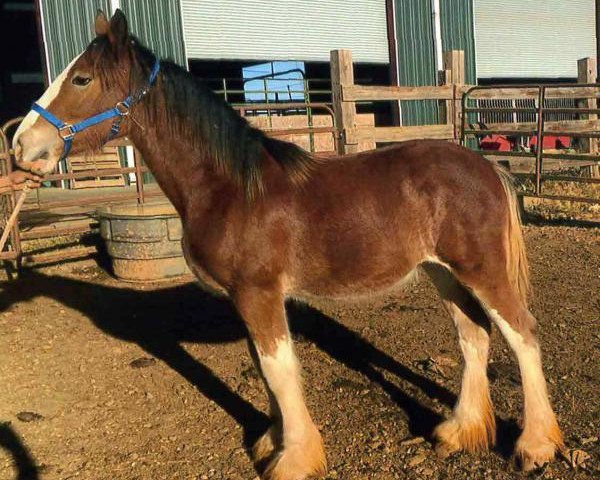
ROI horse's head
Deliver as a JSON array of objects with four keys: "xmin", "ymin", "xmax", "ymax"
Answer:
[{"xmin": 13, "ymin": 10, "xmax": 138, "ymax": 175}]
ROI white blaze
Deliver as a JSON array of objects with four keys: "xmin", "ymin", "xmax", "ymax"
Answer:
[{"xmin": 13, "ymin": 52, "xmax": 83, "ymax": 149}]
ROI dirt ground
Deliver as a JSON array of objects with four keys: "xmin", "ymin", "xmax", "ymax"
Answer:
[{"xmin": 0, "ymin": 224, "xmax": 598, "ymax": 480}]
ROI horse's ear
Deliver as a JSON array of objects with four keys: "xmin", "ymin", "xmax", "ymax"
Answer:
[
  {"xmin": 108, "ymin": 8, "xmax": 128, "ymax": 47},
  {"xmin": 95, "ymin": 10, "xmax": 109, "ymax": 36}
]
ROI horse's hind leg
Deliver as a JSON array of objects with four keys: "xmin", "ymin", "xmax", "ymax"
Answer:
[
  {"xmin": 449, "ymin": 262, "xmax": 563, "ymax": 470},
  {"xmin": 234, "ymin": 285, "xmax": 327, "ymax": 480},
  {"xmin": 475, "ymin": 284, "xmax": 563, "ymax": 469},
  {"xmin": 424, "ymin": 263, "xmax": 496, "ymax": 457}
]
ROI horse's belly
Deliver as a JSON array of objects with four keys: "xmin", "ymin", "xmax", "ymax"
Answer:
[
  {"xmin": 291, "ymin": 219, "xmax": 426, "ymax": 298},
  {"xmin": 293, "ymin": 259, "xmax": 419, "ymax": 301}
]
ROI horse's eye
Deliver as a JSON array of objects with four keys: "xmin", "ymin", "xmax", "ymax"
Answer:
[{"xmin": 72, "ymin": 76, "xmax": 92, "ymax": 86}]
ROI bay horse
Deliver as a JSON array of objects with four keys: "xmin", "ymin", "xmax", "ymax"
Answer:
[{"xmin": 13, "ymin": 10, "xmax": 563, "ymax": 479}]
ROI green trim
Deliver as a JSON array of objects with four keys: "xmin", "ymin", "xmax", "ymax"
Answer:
[
  {"xmin": 121, "ymin": 0, "xmax": 187, "ymax": 68},
  {"xmin": 41, "ymin": 0, "xmax": 186, "ymax": 82},
  {"xmin": 393, "ymin": 0, "xmax": 477, "ymax": 127},
  {"xmin": 440, "ymin": 0, "xmax": 477, "ymax": 85},
  {"xmin": 395, "ymin": 0, "xmax": 438, "ymax": 126},
  {"xmin": 42, "ymin": 0, "xmax": 111, "ymax": 80}
]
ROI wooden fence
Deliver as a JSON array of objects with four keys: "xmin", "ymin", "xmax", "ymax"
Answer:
[
  {"xmin": 331, "ymin": 49, "xmax": 468, "ymax": 154},
  {"xmin": 329, "ymin": 49, "xmax": 600, "ymax": 204},
  {"xmin": 330, "ymin": 49, "xmax": 600, "ymax": 155}
]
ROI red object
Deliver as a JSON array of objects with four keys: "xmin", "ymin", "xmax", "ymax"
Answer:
[
  {"xmin": 479, "ymin": 134, "xmax": 514, "ymax": 151},
  {"xmin": 529, "ymin": 135, "xmax": 571, "ymax": 149}
]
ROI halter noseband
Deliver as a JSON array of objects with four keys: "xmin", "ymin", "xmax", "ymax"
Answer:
[{"xmin": 31, "ymin": 57, "xmax": 160, "ymax": 160}]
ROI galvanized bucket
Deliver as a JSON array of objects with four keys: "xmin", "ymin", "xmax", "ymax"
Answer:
[{"xmin": 97, "ymin": 202, "xmax": 190, "ymax": 282}]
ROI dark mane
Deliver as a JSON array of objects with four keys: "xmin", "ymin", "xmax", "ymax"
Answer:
[{"xmin": 110, "ymin": 39, "xmax": 318, "ymax": 198}]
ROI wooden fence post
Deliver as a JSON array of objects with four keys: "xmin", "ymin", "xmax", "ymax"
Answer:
[
  {"xmin": 443, "ymin": 50, "xmax": 465, "ymax": 141},
  {"xmin": 577, "ymin": 57, "xmax": 598, "ymax": 153},
  {"xmin": 439, "ymin": 69, "xmax": 453, "ymax": 125},
  {"xmin": 331, "ymin": 49, "xmax": 359, "ymax": 154},
  {"xmin": 577, "ymin": 57, "xmax": 599, "ymax": 178}
]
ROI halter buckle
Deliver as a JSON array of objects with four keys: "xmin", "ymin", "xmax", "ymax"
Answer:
[
  {"xmin": 58, "ymin": 124, "xmax": 75, "ymax": 140},
  {"xmin": 115, "ymin": 101, "xmax": 131, "ymax": 116}
]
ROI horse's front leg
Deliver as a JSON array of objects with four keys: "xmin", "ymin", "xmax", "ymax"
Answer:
[{"xmin": 234, "ymin": 285, "xmax": 327, "ymax": 480}]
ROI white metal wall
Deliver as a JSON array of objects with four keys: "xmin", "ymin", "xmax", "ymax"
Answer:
[
  {"xmin": 474, "ymin": 0, "xmax": 596, "ymax": 78},
  {"xmin": 181, "ymin": 0, "xmax": 389, "ymax": 64}
]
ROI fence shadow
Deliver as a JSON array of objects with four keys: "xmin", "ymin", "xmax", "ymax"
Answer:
[{"xmin": 523, "ymin": 211, "xmax": 600, "ymax": 229}]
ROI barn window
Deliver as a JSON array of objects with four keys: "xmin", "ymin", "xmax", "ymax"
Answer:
[{"xmin": 242, "ymin": 61, "xmax": 306, "ymax": 103}]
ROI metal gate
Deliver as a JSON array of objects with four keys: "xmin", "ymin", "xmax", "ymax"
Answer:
[{"xmin": 461, "ymin": 83, "xmax": 600, "ymax": 205}]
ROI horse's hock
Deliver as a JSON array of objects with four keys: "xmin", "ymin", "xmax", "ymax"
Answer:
[{"xmin": 98, "ymin": 202, "xmax": 190, "ymax": 282}]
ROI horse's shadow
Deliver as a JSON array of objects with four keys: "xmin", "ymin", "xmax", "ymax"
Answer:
[
  {"xmin": 0, "ymin": 422, "xmax": 40, "ymax": 480},
  {"xmin": 0, "ymin": 269, "xmax": 518, "ymax": 463}
]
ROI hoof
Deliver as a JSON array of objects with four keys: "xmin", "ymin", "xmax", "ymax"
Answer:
[
  {"xmin": 514, "ymin": 426, "xmax": 563, "ymax": 471},
  {"xmin": 434, "ymin": 415, "xmax": 495, "ymax": 459},
  {"xmin": 262, "ymin": 427, "xmax": 327, "ymax": 480},
  {"xmin": 515, "ymin": 440, "xmax": 558, "ymax": 471}
]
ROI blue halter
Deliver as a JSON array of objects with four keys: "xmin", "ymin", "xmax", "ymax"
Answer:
[{"xmin": 31, "ymin": 58, "xmax": 160, "ymax": 160}]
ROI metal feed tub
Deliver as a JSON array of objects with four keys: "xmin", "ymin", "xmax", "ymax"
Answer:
[{"xmin": 98, "ymin": 202, "xmax": 190, "ymax": 282}]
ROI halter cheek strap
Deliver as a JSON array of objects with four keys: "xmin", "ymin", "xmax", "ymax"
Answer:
[{"xmin": 31, "ymin": 57, "xmax": 160, "ymax": 161}]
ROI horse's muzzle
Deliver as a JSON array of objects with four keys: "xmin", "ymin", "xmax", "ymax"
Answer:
[{"xmin": 13, "ymin": 127, "xmax": 60, "ymax": 175}]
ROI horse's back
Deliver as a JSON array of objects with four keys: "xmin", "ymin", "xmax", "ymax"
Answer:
[{"xmin": 302, "ymin": 139, "xmax": 505, "ymax": 227}]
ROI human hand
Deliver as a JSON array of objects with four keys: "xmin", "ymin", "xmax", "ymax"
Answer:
[{"xmin": 8, "ymin": 170, "xmax": 42, "ymax": 190}]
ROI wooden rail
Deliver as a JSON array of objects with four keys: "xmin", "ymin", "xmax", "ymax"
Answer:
[
  {"xmin": 467, "ymin": 86, "xmax": 600, "ymax": 100},
  {"xmin": 343, "ymin": 85, "xmax": 456, "ymax": 101},
  {"xmin": 346, "ymin": 125, "xmax": 454, "ymax": 143},
  {"xmin": 466, "ymin": 118, "xmax": 600, "ymax": 136},
  {"xmin": 343, "ymin": 84, "xmax": 600, "ymax": 103}
]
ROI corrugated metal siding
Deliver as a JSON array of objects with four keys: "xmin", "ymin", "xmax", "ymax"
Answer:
[
  {"xmin": 41, "ymin": 0, "xmax": 186, "ymax": 80},
  {"xmin": 41, "ymin": 0, "xmax": 111, "ymax": 80},
  {"xmin": 395, "ymin": 0, "xmax": 438, "ymax": 125},
  {"xmin": 441, "ymin": 0, "xmax": 477, "ymax": 85},
  {"xmin": 180, "ymin": 0, "xmax": 389, "ymax": 63},
  {"xmin": 120, "ymin": 0, "xmax": 186, "ymax": 67},
  {"xmin": 394, "ymin": 1, "xmax": 477, "ymax": 126},
  {"xmin": 475, "ymin": 0, "xmax": 596, "ymax": 79},
  {"xmin": 441, "ymin": 0, "xmax": 477, "ymax": 139}
]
